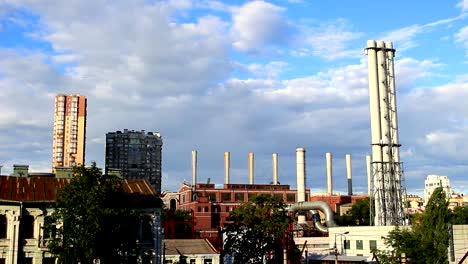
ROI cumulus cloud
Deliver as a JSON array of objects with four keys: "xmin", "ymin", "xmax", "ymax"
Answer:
[{"xmin": 231, "ymin": 1, "xmax": 292, "ymax": 53}]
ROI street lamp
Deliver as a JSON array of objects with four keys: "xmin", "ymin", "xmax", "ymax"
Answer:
[{"xmin": 333, "ymin": 231, "xmax": 349, "ymax": 264}]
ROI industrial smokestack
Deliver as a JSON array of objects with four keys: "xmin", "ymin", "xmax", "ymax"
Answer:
[
  {"xmin": 248, "ymin": 152, "xmax": 254, "ymax": 184},
  {"xmin": 224, "ymin": 152, "xmax": 230, "ymax": 184},
  {"xmin": 296, "ymin": 148, "xmax": 306, "ymax": 223},
  {"xmin": 326, "ymin": 152, "xmax": 333, "ymax": 195},
  {"xmin": 192, "ymin": 150, "xmax": 197, "ymax": 187},
  {"xmin": 366, "ymin": 155, "xmax": 372, "ymax": 196},
  {"xmin": 346, "ymin": 154, "xmax": 353, "ymax": 196},
  {"xmin": 272, "ymin": 153, "xmax": 278, "ymax": 185}
]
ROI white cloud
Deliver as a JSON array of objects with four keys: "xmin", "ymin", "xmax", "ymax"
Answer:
[
  {"xmin": 300, "ymin": 20, "xmax": 362, "ymax": 60},
  {"xmin": 457, "ymin": 0, "xmax": 468, "ymax": 11},
  {"xmin": 381, "ymin": 14, "xmax": 466, "ymax": 51},
  {"xmin": 455, "ymin": 25, "xmax": 468, "ymax": 56},
  {"xmin": 231, "ymin": 1, "xmax": 291, "ymax": 53}
]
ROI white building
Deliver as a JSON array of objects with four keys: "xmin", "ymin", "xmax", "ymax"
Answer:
[
  {"xmin": 425, "ymin": 175, "xmax": 451, "ymax": 205},
  {"xmin": 163, "ymin": 239, "xmax": 220, "ymax": 264}
]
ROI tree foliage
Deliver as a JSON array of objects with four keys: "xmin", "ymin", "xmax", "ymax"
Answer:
[
  {"xmin": 223, "ymin": 195, "xmax": 299, "ymax": 264},
  {"xmin": 450, "ymin": 206, "xmax": 468, "ymax": 224},
  {"xmin": 336, "ymin": 198, "xmax": 371, "ymax": 226},
  {"xmin": 375, "ymin": 187, "xmax": 450, "ymax": 264},
  {"xmin": 47, "ymin": 164, "xmax": 140, "ymax": 264}
]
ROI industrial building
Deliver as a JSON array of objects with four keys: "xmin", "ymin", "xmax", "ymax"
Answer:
[
  {"xmin": 0, "ymin": 172, "xmax": 163, "ymax": 264},
  {"xmin": 105, "ymin": 129, "xmax": 163, "ymax": 193},
  {"xmin": 52, "ymin": 94, "xmax": 87, "ymax": 172}
]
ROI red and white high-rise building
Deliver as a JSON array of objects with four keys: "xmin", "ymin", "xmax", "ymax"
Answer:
[{"xmin": 52, "ymin": 94, "xmax": 87, "ymax": 172}]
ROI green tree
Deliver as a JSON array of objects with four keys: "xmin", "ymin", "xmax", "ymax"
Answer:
[
  {"xmin": 450, "ymin": 206, "xmax": 468, "ymax": 224},
  {"xmin": 336, "ymin": 198, "xmax": 371, "ymax": 226},
  {"xmin": 223, "ymin": 194, "xmax": 299, "ymax": 264},
  {"xmin": 46, "ymin": 164, "xmax": 140, "ymax": 264},
  {"xmin": 376, "ymin": 187, "xmax": 449, "ymax": 264}
]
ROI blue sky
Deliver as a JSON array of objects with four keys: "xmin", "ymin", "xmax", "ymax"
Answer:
[{"xmin": 0, "ymin": 0, "xmax": 467, "ymax": 197}]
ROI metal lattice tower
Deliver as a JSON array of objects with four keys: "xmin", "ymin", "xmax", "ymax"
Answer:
[{"xmin": 365, "ymin": 40, "xmax": 407, "ymax": 226}]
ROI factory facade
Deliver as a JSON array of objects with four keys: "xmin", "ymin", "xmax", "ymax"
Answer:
[
  {"xmin": 0, "ymin": 173, "xmax": 163, "ymax": 264},
  {"xmin": 105, "ymin": 129, "xmax": 163, "ymax": 193}
]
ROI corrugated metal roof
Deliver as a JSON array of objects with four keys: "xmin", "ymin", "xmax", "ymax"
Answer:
[
  {"xmin": 163, "ymin": 239, "xmax": 218, "ymax": 255},
  {"xmin": 0, "ymin": 176, "xmax": 161, "ymax": 206}
]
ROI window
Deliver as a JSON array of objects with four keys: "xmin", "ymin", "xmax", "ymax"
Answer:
[
  {"xmin": 0, "ymin": 258, "xmax": 5, "ymax": 264},
  {"xmin": 344, "ymin": 239, "xmax": 350, "ymax": 250},
  {"xmin": 222, "ymin": 193, "xmax": 231, "ymax": 201},
  {"xmin": 23, "ymin": 258, "xmax": 32, "ymax": 264},
  {"xmin": 141, "ymin": 215, "xmax": 153, "ymax": 242},
  {"xmin": 234, "ymin": 193, "xmax": 244, "ymax": 201},
  {"xmin": 43, "ymin": 217, "xmax": 56, "ymax": 239},
  {"xmin": 0, "ymin": 215, "xmax": 6, "ymax": 238},
  {"xmin": 370, "ymin": 240, "xmax": 377, "ymax": 250},
  {"xmin": 204, "ymin": 259, "xmax": 212, "ymax": 264},
  {"xmin": 190, "ymin": 260, "xmax": 196, "ymax": 264},
  {"xmin": 356, "ymin": 240, "xmax": 363, "ymax": 250},
  {"xmin": 22, "ymin": 215, "xmax": 34, "ymax": 239},
  {"xmin": 286, "ymin": 193, "xmax": 296, "ymax": 202},
  {"xmin": 208, "ymin": 193, "xmax": 216, "ymax": 202}
]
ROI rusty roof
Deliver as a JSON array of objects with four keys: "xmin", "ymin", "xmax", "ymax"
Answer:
[
  {"xmin": 0, "ymin": 176, "xmax": 161, "ymax": 207},
  {"xmin": 163, "ymin": 239, "xmax": 218, "ymax": 255}
]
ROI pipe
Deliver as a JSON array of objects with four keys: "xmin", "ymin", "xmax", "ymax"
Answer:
[
  {"xmin": 326, "ymin": 152, "xmax": 333, "ymax": 195},
  {"xmin": 296, "ymin": 148, "xmax": 306, "ymax": 223},
  {"xmin": 288, "ymin": 201, "xmax": 337, "ymax": 233},
  {"xmin": 366, "ymin": 40, "xmax": 382, "ymax": 225},
  {"xmin": 191, "ymin": 150, "xmax": 197, "ymax": 187},
  {"xmin": 377, "ymin": 40, "xmax": 390, "ymax": 164},
  {"xmin": 224, "ymin": 152, "xmax": 230, "ymax": 184},
  {"xmin": 272, "ymin": 153, "xmax": 278, "ymax": 185},
  {"xmin": 366, "ymin": 155, "xmax": 372, "ymax": 196},
  {"xmin": 248, "ymin": 152, "xmax": 254, "ymax": 184},
  {"xmin": 346, "ymin": 154, "xmax": 352, "ymax": 196}
]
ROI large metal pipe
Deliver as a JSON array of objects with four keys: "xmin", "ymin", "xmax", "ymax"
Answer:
[
  {"xmin": 192, "ymin": 150, "xmax": 197, "ymax": 186},
  {"xmin": 366, "ymin": 155, "xmax": 372, "ymax": 196},
  {"xmin": 224, "ymin": 152, "xmax": 230, "ymax": 184},
  {"xmin": 248, "ymin": 152, "xmax": 254, "ymax": 184},
  {"xmin": 272, "ymin": 153, "xmax": 278, "ymax": 185},
  {"xmin": 288, "ymin": 201, "xmax": 337, "ymax": 233},
  {"xmin": 326, "ymin": 152, "xmax": 333, "ymax": 195},
  {"xmin": 346, "ymin": 154, "xmax": 352, "ymax": 196},
  {"xmin": 296, "ymin": 148, "xmax": 306, "ymax": 224},
  {"xmin": 366, "ymin": 40, "xmax": 382, "ymax": 224}
]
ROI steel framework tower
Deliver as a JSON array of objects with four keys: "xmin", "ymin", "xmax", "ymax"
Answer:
[{"xmin": 365, "ymin": 40, "xmax": 407, "ymax": 226}]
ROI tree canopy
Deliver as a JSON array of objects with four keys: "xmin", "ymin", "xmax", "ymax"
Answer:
[
  {"xmin": 46, "ymin": 164, "xmax": 141, "ymax": 264},
  {"xmin": 376, "ymin": 187, "xmax": 450, "ymax": 264},
  {"xmin": 336, "ymin": 197, "xmax": 371, "ymax": 226},
  {"xmin": 223, "ymin": 194, "xmax": 300, "ymax": 264}
]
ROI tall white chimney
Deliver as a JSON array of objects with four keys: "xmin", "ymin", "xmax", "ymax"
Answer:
[
  {"xmin": 272, "ymin": 153, "xmax": 278, "ymax": 185},
  {"xmin": 296, "ymin": 148, "xmax": 306, "ymax": 223},
  {"xmin": 326, "ymin": 152, "xmax": 333, "ymax": 195},
  {"xmin": 248, "ymin": 152, "xmax": 254, "ymax": 184},
  {"xmin": 366, "ymin": 155, "xmax": 372, "ymax": 196},
  {"xmin": 192, "ymin": 150, "xmax": 197, "ymax": 186},
  {"xmin": 346, "ymin": 154, "xmax": 353, "ymax": 196},
  {"xmin": 224, "ymin": 152, "xmax": 230, "ymax": 184}
]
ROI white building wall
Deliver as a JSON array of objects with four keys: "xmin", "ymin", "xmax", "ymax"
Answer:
[
  {"xmin": 165, "ymin": 254, "xmax": 220, "ymax": 264},
  {"xmin": 328, "ymin": 226, "xmax": 398, "ymax": 260},
  {"xmin": 425, "ymin": 175, "xmax": 451, "ymax": 205},
  {"xmin": 449, "ymin": 225, "xmax": 468, "ymax": 264}
]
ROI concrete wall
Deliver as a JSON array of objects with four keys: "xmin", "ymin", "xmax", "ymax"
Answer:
[{"xmin": 449, "ymin": 224, "xmax": 468, "ymax": 264}]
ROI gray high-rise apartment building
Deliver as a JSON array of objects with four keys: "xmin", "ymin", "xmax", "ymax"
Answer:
[{"xmin": 105, "ymin": 129, "xmax": 163, "ymax": 193}]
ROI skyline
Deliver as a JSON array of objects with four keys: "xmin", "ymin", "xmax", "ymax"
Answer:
[{"xmin": 0, "ymin": 0, "xmax": 467, "ymax": 195}]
